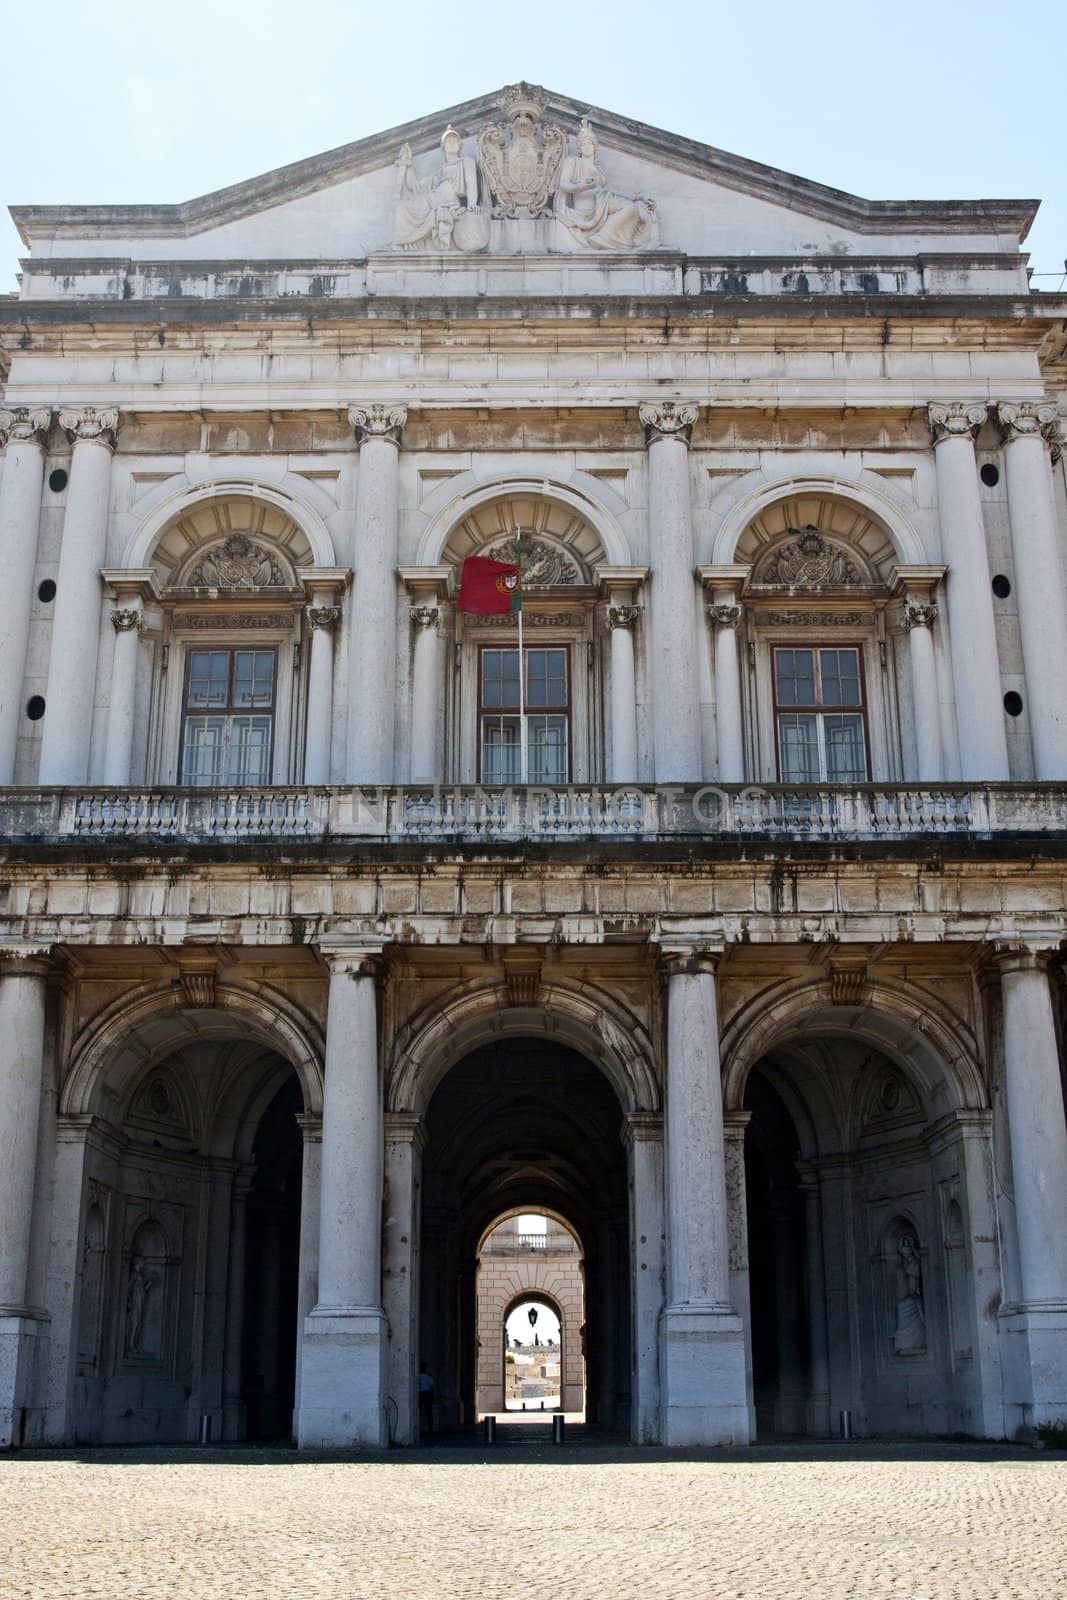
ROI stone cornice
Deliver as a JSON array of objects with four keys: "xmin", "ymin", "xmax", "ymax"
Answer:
[{"xmin": 10, "ymin": 84, "xmax": 1038, "ymax": 247}]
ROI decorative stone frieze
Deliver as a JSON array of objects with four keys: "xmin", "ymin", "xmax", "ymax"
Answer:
[
  {"xmin": 995, "ymin": 401, "xmax": 1059, "ymax": 446},
  {"xmin": 759, "ymin": 610, "xmax": 871, "ymax": 628},
  {"xmin": 58, "ymin": 405, "xmax": 119, "ymax": 448},
  {"xmin": 349, "ymin": 405, "xmax": 407, "ymax": 447},
  {"xmin": 927, "ymin": 401, "xmax": 988, "ymax": 445},
  {"xmin": 639, "ymin": 401, "xmax": 698, "ymax": 446},
  {"xmin": 0, "ymin": 407, "xmax": 51, "ymax": 447}
]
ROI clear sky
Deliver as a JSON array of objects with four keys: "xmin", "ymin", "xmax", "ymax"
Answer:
[{"xmin": 2, "ymin": 0, "xmax": 1062, "ymax": 291}]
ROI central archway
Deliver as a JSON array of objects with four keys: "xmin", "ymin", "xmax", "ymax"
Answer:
[{"xmin": 419, "ymin": 1037, "xmax": 629, "ymax": 1436}]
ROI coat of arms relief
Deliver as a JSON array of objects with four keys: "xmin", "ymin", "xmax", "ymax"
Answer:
[{"xmin": 391, "ymin": 83, "xmax": 659, "ymax": 253}]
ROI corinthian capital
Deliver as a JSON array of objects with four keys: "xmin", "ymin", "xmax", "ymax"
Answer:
[
  {"xmin": 0, "ymin": 407, "xmax": 52, "ymax": 448},
  {"xmin": 58, "ymin": 405, "xmax": 120, "ymax": 448},
  {"xmin": 348, "ymin": 404, "xmax": 407, "ymax": 448},
  {"xmin": 707, "ymin": 602, "xmax": 741, "ymax": 629},
  {"xmin": 901, "ymin": 600, "xmax": 937, "ymax": 630},
  {"xmin": 110, "ymin": 606, "xmax": 144, "ymax": 633},
  {"xmin": 639, "ymin": 401, "xmax": 699, "ymax": 446},
  {"xmin": 995, "ymin": 401, "xmax": 1060, "ymax": 447},
  {"xmin": 927, "ymin": 402, "xmax": 987, "ymax": 445}
]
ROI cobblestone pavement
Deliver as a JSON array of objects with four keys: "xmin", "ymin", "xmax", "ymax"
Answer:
[{"xmin": 2, "ymin": 1442, "xmax": 1065, "ymax": 1600}]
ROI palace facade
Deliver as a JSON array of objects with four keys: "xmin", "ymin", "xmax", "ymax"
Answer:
[{"xmin": 1, "ymin": 84, "xmax": 1066, "ymax": 1449}]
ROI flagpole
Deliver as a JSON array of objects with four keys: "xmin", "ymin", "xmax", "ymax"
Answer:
[{"xmin": 517, "ymin": 529, "xmax": 527, "ymax": 785}]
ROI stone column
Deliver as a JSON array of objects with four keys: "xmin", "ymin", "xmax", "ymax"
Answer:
[
  {"xmin": 640, "ymin": 403, "xmax": 703, "ymax": 781},
  {"xmin": 297, "ymin": 945, "xmax": 386, "ymax": 1448},
  {"xmin": 927, "ymin": 403, "xmax": 1009, "ymax": 780},
  {"xmin": 995, "ymin": 942, "xmax": 1067, "ymax": 1424},
  {"xmin": 221, "ymin": 1171, "xmax": 253, "ymax": 1441},
  {"xmin": 102, "ymin": 605, "xmax": 143, "ymax": 785},
  {"xmin": 293, "ymin": 1113, "xmax": 321, "ymax": 1422},
  {"xmin": 409, "ymin": 606, "xmax": 442, "ymax": 785},
  {"xmin": 0, "ymin": 949, "xmax": 49, "ymax": 1448},
  {"xmin": 38, "ymin": 407, "xmax": 119, "ymax": 785},
  {"xmin": 898, "ymin": 585, "xmax": 944, "ymax": 782},
  {"xmin": 304, "ymin": 605, "xmax": 341, "ymax": 785},
  {"xmin": 0, "ymin": 408, "xmax": 51, "ymax": 783},
  {"xmin": 659, "ymin": 947, "xmax": 748, "ymax": 1444},
  {"xmin": 346, "ymin": 406, "xmax": 405, "ymax": 784},
  {"xmin": 623, "ymin": 1113, "xmax": 664, "ymax": 1444},
  {"xmin": 723, "ymin": 1109, "xmax": 755, "ymax": 1438},
  {"xmin": 710, "ymin": 602, "xmax": 744, "ymax": 782},
  {"xmin": 799, "ymin": 1167, "xmax": 831, "ymax": 1437},
  {"xmin": 996, "ymin": 403, "xmax": 1067, "ymax": 777},
  {"xmin": 606, "ymin": 606, "xmax": 640, "ymax": 783},
  {"xmin": 382, "ymin": 1112, "xmax": 425, "ymax": 1444}
]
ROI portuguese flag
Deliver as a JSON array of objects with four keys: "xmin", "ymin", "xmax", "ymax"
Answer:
[{"xmin": 457, "ymin": 555, "xmax": 522, "ymax": 615}]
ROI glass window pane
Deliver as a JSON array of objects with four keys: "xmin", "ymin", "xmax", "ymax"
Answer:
[
  {"xmin": 820, "ymin": 649, "xmax": 862, "ymax": 708},
  {"xmin": 482, "ymin": 716, "xmax": 521, "ymax": 782},
  {"xmin": 528, "ymin": 715, "xmax": 568, "ymax": 783},
  {"xmin": 482, "ymin": 650, "xmax": 520, "ymax": 710},
  {"xmin": 526, "ymin": 648, "xmax": 567, "ymax": 708},
  {"xmin": 226, "ymin": 716, "xmax": 272, "ymax": 785},
  {"xmin": 181, "ymin": 718, "xmax": 224, "ymax": 785},
  {"xmin": 233, "ymin": 651, "xmax": 275, "ymax": 709},
  {"xmin": 823, "ymin": 714, "xmax": 867, "ymax": 781},
  {"xmin": 186, "ymin": 651, "xmax": 229, "ymax": 709},
  {"xmin": 778, "ymin": 713, "xmax": 821, "ymax": 782},
  {"xmin": 775, "ymin": 649, "xmax": 815, "ymax": 708}
]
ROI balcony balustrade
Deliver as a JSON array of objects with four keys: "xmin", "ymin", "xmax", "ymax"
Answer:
[{"xmin": 0, "ymin": 782, "xmax": 1064, "ymax": 845}]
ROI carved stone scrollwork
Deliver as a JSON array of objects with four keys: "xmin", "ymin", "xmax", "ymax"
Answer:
[
  {"xmin": 639, "ymin": 401, "xmax": 699, "ymax": 446},
  {"xmin": 409, "ymin": 605, "xmax": 440, "ymax": 631},
  {"xmin": 306, "ymin": 605, "xmax": 341, "ymax": 632},
  {"xmin": 707, "ymin": 603, "xmax": 741, "ymax": 629},
  {"xmin": 607, "ymin": 605, "xmax": 641, "ymax": 630},
  {"xmin": 186, "ymin": 534, "xmax": 286, "ymax": 588},
  {"xmin": 828, "ymin": 952, "xmax": 868, "ymax": 1005},
  {"xmin": 502, "ymin": 948, "xmax": 543, "ymax": 1006},
  {"xmin": 901, "ymin": 600, "xmax": 938, "ymax": 630},
  {"xmin": 927, "ymin": 401, "xmax": 988, "ymax": 445},
  {"xmin": 58, "ymin": 405, "xmax": 120, "ymax": 448},
  {"xmin": 349, "ymin": 404, "xmax": 407, "ymax": 448},
  {"xmin": 478, "ymin": 83, "xmax": 566, "ymax": 219},
  {"xmin": 0, "ymin": 406, "xmax": 52, "ymax": 447},
  {"xmin": 110, "ymin": 607, "xmax": 144, "ymax": 634},
  {"xmin": 757, "ymin": 528, "xmax": 862, "ymax": 589},
  {"xmin": 995, "ymin": 400, "xmax": 1060, "ymax": 447},
  {"xmin": 179, "ymin": 965, "xmax": 216, "ymax": 1009}
]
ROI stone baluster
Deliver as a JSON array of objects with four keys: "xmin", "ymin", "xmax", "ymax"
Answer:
[
  {"xmin": 39, "ymin": 407, "xmax": 119, "ymax": 785},
  {"xmin": 927, "ymin": 403, "xmax": 1009, "ymax": 780},
  {"xmin": 346, "ymin": 406, "xmax": 405, "ymax": 783},
  {"xmin": 659, "ymin": 946, "xmax": 748, "ymax": 1445},
  {"xmin": 298, "ymin": 945, "xmax": 386, "ymax": 1447},
  {"xmin": 996, "ymin": 403, "xmax": 1067, "ymax": 777},
  {"xmin": 0, "ymin": 408, "xmax": 51, "ymax": 783},
  {"xmin": 0, "ymin": 948, "xmax": 50, "ymax": 1448},
  {"xmin": 640, "ymin": 403, "xmax": 703, "ymax": 781},
  {"xmin": 994, "ymin": 942, "xmax": 1067, "ymax": 1423}
]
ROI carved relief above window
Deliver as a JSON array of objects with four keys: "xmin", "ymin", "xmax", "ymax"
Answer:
[
  {"xmin": 441, "ymin": 494, "xmax": 603, "ymax": 588},
  {"xmin": 185, "ymin": 533, "xmax": 288, "ymax": 589},
  {"xmin": 754, "ymin": 527, "xmax": 864, "ymax": 589},
  {"xmin": 482, "ymin": 536, "xmax": 581, "ymax": 586}
]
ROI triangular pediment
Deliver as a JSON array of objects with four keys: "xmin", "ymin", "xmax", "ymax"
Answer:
[{"xmin": 12, "ymin": 83, "xmax": 1036, "ymax": 268}]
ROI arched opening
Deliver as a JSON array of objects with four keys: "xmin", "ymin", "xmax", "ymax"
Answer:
[
  {"xmin": 476, "ymin": 1211, "xmax": 585, "ymax": 1418},
  {"xmin": 419, "ymin": 1037, "xmax": 628, "ymax": 1436},
  {"xmin": 739, "ymin": 1006, "xmax": 992, "ymax": 1440},
  {"xmin": 67, "ymin": 993, "xmax": 318, "ymax": 1445}
]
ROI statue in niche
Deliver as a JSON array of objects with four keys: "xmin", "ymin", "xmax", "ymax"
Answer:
[
  {"xmin": 394, "ymin": 127, "xmax": 487, "ymax": 252},
  {"xmin": 891, "ymin": 1231, "xmax": 926, "ymax": 1355},
  {"xmin": 125, "ymin": 1253, "xmax": 160, "ymax": 1356},
  {"xmin": 555, "ymin": 119, "xmax": 658, "ymax": 251}
]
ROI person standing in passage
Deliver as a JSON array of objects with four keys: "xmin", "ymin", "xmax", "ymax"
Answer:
[{"xmin": 418, "ymin": 1362, "xmax": 436, "ymax": 1436}]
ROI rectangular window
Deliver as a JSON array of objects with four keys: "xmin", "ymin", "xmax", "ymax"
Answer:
[
  {"xmin": 479, "ymin": 647, "xmax": 570, "ymax": 784},
  {"xmin": 773, "ymin": 646, "xmax": 868, "ymax": 783},
  {"xmin": 180, "ymin": 648, "xmax": 277, "ymax": 786}
]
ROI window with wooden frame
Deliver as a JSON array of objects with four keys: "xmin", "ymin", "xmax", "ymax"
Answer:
[
  {"xmin": 773, "ymin": 645, "xmax": 869, "ymax": 783},
  {"xmin": 478, "ymin": 645, "xmax": 570, "ymax": 783},
  {"xmin": 179, "ymin": 648, "xmax": 277, "ymax": 786}
]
